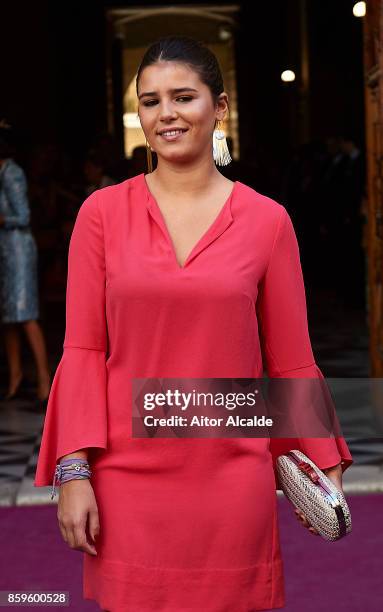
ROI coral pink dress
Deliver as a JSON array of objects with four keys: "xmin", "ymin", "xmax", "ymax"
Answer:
[{"xmin": 34, "ymin": 173, "xmax": 353, "ymax": 612}]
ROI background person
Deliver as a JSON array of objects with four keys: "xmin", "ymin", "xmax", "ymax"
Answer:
[{"xmin": 0, "ymin": 120, "xmax": 51, "ymax": 403}]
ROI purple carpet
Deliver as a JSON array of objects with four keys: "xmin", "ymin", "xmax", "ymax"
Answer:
[{"xmin": 0, "ymin": 494, "xmax": 381, "ymax": 611}]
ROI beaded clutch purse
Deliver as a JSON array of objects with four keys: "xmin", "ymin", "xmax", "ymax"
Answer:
[{"xmin": 276, "ymin": 449, "xmax": 352, "ymax": 541}]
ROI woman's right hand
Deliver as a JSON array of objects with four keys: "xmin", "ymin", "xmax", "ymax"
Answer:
[{"xmin": 57, "ymin": 479, "xmax": 100, "ymax": 556}]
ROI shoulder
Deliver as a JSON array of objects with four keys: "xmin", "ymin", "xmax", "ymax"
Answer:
[
  {"xmin": 2, "ymin": 158, "xmax": 26, "ymax": 185},
  {"xmin": 235, "ymin": 180, "xmax": 288, "ymax": 229},
  {"xmin": 75, "ymin": 174, "xmax": 143, "ymax": 232},
  {"xmin": 87, "ymin": 174, "xmax": 142, "ymax": 209},
  {"xmin": 78, "ymin": 174, "xmax": 144, "ymax": 228},
  {"xmin": 236, "ymin": 181, "xmax": 285, "ymax": 213}
]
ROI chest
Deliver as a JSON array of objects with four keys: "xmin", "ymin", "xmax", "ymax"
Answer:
[
  {"xmin": 103, "ymin": 179, "xmax": 270, "ymax": 306},
  {"xmin": 157, "ymin": 198, "xmax": 230, "ymax": 269}
]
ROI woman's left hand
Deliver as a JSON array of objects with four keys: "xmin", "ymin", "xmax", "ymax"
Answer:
[{"xmin": 294, "ymin": 462, "xmax": 343, "ymax": 536}]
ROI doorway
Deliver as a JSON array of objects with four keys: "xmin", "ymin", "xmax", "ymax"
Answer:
[{"xmin": 106, "ymin": 5, "xmax": 240, "ymax": 160}]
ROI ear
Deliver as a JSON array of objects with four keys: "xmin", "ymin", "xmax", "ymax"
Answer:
[{"xmin": 215, "ymin": 92, "xmax": 229, "ymax": 123}]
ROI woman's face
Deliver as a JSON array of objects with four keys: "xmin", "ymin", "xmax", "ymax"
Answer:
[{"xmin": 137, "ymin": 61, "xmax": 228, "ymax": 165}]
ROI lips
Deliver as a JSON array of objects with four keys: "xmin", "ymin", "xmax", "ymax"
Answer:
[
  {"xmin": 157, "ymin": 128, "xmax": 189, "ymax": 142},
  {"xmin": 157, "ymin": 127, "xmax": 188, "ymax": 135}
]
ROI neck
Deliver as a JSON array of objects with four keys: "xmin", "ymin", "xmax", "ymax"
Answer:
[{"xmin": 148, "ymin": 156, "xmax": 223, "ymax": 198}]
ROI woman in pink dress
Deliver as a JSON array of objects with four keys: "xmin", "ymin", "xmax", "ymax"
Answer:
[{"xmin": 34, "ymin": 36, "xmax": 353, "ymax": 611}]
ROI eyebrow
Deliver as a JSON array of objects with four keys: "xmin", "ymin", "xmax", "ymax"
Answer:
[{"xmin": 138, "ymin": 87, "xmax": 198, "ymax": 100}]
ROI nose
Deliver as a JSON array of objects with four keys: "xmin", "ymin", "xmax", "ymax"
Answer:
[{"xmin": 158, "ymin": 99, "xmax": 178, "ymax": 122}]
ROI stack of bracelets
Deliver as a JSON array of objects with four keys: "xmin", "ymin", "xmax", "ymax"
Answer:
[{"xmin": 51, "ymin": 458, "xmax": 92, "ymax": 500}]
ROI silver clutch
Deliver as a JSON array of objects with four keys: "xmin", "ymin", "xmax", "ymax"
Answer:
[{"xmin": 276, "ymin": 449, "xmax": 352, "ymax": 541}]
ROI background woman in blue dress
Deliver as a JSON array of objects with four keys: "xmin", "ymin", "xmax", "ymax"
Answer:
[{"xmin": 0, "ymin": 120, "xmax": 51, "ymax": 403}]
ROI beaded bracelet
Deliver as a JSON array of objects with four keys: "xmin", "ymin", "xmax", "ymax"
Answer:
[{"xmin": 51, "ymin": 458, "xmax": 92, "ymax": 500}]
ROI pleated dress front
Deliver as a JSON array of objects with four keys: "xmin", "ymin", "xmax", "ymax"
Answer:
[{"xmin": 34, "ymin": 172, "xmax": 353, "ymax": 612}]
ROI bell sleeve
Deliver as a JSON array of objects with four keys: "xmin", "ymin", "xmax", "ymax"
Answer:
[
  {"xmin": 34, "ymin": 191, "xmax": 108, "ymax": 487},
  {"xmin": 256, "ymin": 205, "xmax": 353, "ymax": 484}
]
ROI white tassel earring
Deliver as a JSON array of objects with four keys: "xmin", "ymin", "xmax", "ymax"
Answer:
[{"xmin": 212, "ymin": 119, "xmax": 232, "ymax": 166}]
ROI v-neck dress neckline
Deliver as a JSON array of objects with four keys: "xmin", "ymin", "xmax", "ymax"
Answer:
[{"xmin": 141, "ymin": 172, "xmax": 237, "ymax": 270}]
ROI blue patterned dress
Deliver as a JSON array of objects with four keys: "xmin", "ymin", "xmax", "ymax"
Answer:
[{"xmin": 0, "ymin": 158, "xmax": 39, "ymax": 323}]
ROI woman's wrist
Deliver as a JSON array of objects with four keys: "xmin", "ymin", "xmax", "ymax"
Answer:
[
  {"xmin": 59, "ymin": 450, "xmax": 88, "ymax": 462},
  {"xmin": 323, "ymin": 462, "xmax": 343, "ymax": 491},
  {"xmin": 51, "ymin": 455, "xmax": 91, "ymax": 499},
  {"xmin": 323, "ymin": 462, "xmax": 342, "ymax": 474}
]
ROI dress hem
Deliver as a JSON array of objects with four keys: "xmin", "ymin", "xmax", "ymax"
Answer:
[{"xmin": 83, "ymin": 555, "xmax": 286, "ymax": 611}]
